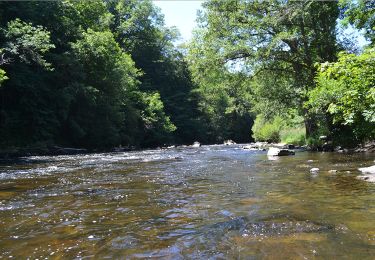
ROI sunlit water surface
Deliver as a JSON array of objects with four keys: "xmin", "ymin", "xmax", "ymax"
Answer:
[{"xmin": 0, "ymin": 145, "xmax": 374, "ymax": 259}]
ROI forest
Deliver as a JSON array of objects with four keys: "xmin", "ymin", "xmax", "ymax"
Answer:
[{"xmin": 0, "ymin": 0, "xmax": 374, "ymax": 153}]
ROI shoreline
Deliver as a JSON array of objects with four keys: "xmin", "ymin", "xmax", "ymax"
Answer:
[{"xmin": 1, "ymin": 141, "xmax": 374, "ymax": 160}]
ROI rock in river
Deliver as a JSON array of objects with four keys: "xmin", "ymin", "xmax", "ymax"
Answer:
[
  {"xmin": 357, "ymin": 165, "xmax": 375, "ymax": 182},
  {"xmin": 192, "ymin": 141, "xmax": 201, "ymax": 148},
  {"xmin": 224, "ymin": 139, "xmax": 236, "ymax": 145},
  {"xmin": 310, "ymin": 168, "xmax": 320, "ymax": 174},
  {"xmin": 358, "ymin": 165, "xmax": 375, "ymax": 174},
  {"xmin": 267, "ymin": 147, "xmax": 295, "ymax": 156}
]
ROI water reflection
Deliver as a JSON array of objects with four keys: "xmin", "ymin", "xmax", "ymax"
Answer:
[{"xmin": 0, "ymin": 145, "xmax": 374, "ymax": 258}]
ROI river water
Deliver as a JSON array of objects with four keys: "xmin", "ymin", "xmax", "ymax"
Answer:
[{"xmin": 0, "ymin": 145, "xmax": 374, "ymax": 259}]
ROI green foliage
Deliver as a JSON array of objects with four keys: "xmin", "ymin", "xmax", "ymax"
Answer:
[
  {"xmin": 279, "ymin": 113, "xmax": 306, "ymax": 145},
  {"xmin": 0, "ymin": 0, "xmax": 371, "ymax": 151},
  {"xmin": 252, "ymin": 115, "xmax": 284, "ymax": 143},
  {"xmin": 4, "ymin": 18, "xmax": 55, "ymax": 68},
  {"xmin": 188, "ymin": 0, "xmax": 339, "ymax": 138},
  {"xmin": 0, "ymin": 17, "xmax": 57, "ymax": 147},
  {"xmin": 308, "ymin": 48, "xmax": 375, "ymax": 142},
  {"xmin": 187, "ymin": 28, "xmax": 254, "ymax": 142},
  {"xmin": 280, "ymin": 128, "xmax": 306, "ymax": 146},
  {"xmin": 139, "ymin": 92, "xmax": 176, "ymax": 146},
  {"xmin": 0, "ymin": 0, "xmax": 204, "ymax": 150},
  {"xmin": 339, "ymin": 0, "xmax": 375, "ymax": 45},
  {"xmin": 69, "ymin": 29, "xmax": 140, "ymax": 148},
  {"xmin": 0, "ymin": 68, "xmax": 7, "ymax": 86},
  {"xmin": 252, "ymin": 112, "xmax": 306, "ymax": 145},
  {"xmin": 109, "ymin": 0, "xmax": 203, "ymax": 144}
]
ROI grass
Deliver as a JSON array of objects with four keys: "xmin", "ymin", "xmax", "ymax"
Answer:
[{"xmin": 280, "ymin": 127, "xmax": 306, "ymax": 146}]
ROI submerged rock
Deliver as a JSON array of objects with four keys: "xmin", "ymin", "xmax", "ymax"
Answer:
[
  {"xmin": 53, "ymin": 147, "xmax": 88, "ymax": 155},
  {"xmin": 207, "ymin": 215, "xmax": 336, "ymax": 237},
  {"xmin": 243, "ymin": 145, "xmax": 266, "ymax": 151},
  {"xmin": 357, "ymin": 175, "xmax": 375, "ymax": 182},
  {"xmin": 113, "ymin": 146, "xmax": 134, "ymax": 152},
  {"xmin": 267, "ymin": 147, "xmax": 295, "ymax": 156}
]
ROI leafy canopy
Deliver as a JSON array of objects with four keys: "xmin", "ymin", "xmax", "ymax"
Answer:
[{"xmin": 308, "ymin": 48, "xmax": 375, "ymax": 141}]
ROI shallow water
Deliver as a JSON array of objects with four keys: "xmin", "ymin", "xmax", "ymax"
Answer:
[{"xmin": 0, "ymin": 145, "xmax": 374, "ymax": 259}]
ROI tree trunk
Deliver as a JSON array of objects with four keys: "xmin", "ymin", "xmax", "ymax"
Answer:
[{"xmin": 304, "ymin": 113, "xmax": 317, "ymax": 139}]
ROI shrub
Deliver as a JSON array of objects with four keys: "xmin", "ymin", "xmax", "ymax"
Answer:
[
  {"xmin": 252, "ymin": 115, "xmax": 284, "ymax": 142},
  {"xmin": 280, "ymin": 127, "xmax": 306, "ymax": 146},
  {"xmin": 307, "ymin": 48, "xmax": 375, "ymax": 143},
  {"xmin": 252, "ymin": 112, "xmax": 307, "ymax": 144}
]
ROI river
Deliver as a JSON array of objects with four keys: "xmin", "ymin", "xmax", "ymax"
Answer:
[{"xmin": 0, "ymin": 145, "xmax": 374, "ymax": 258}]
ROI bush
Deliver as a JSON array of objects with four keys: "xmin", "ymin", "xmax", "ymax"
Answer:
[
  {"xmin": 307, "ymin": 48, "xmax": 375, "ymax": 143},
  {"xmin": 252, "ymin": 115, "xmax": 284, "ymax": 142},
  {"xmin": 280, "ymin": 127, "xmax": 306, "ymax": 145},
  {"xmin": 252, "ymin": 112, "xmax": 307, "ymax": 144}
]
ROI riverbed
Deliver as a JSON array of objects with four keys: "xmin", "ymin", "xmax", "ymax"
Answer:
[{"xmin": 0, "ymin": 145, "xmax": 374, "ymax": 258}]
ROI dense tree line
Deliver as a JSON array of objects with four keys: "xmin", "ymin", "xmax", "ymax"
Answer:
[
  {"xmin": 187, "ymin": 0, "xmax": 374, "ymax": 147},
  {"xmin": 0, "ymin": 0, "xmax": 373, "ymax": 152},
  {"xmin": 0, "ymin": 0, "xmax": 211, "ymax": 151}
]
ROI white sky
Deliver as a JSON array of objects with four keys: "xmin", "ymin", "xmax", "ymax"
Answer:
[
  {"xmin": 153, "ymin": 0, "xmax": 368, "ymax": 47},
  {"xmin": 153, "ymin": 0, "xmax": 204, "ymax": 42}
]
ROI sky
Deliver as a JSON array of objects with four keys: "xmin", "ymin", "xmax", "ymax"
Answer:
[
  {"xmin": 153, "ymin": 0, "xmax": 204, "ymax": 42},
  {"xmin": 153, "ymin": 0, "xmax": 368, "ymax": 47}
]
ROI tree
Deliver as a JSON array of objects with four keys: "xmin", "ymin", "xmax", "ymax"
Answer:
[
  {"xmin": 188, "ymin": 0, "xmax": 339, "ymax": 138},
  {"xmin": 3, "ymin": 19, "xmax": 55, "ymax": 68},
  {"xmin": 108, "ymin": 0, "xmax": 204, "ymax": 144},
  {"xmin": 69, "ymin": 29, "xmax": 140, "ymax": 148},
  {"xmin": 0, "ymin": 18, "xmax": 56, "ymax": 147},
  {"xmin": 0, "ymin": 68, "xmax": 7, "ymax": 86},
  {"xmin": 340, "ymin": 0, "xmax": 375, "ymax": 45},
  {"xmin": 308, "ymin": 48, "xmax": 375, "ymax": 143},
  {"xmin": 0, "ymin": 0, "xmax": 185, "ymax": 149}
]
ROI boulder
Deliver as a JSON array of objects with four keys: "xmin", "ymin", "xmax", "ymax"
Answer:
[
  {"xmin": 357, "ymin": 165, "xmax": 375, "ymax": 182},
  {"xmin": 322, "ymin": 141, "xmax": 334, "ymax": 152},
  {"xmin": 358, "ymin": 165, "xmax": 375, "ymax": 174},
  {"xmin": 192, "ymin": 141, "xmax": 201, "ymax": 148},
  {"xmin": 286, "ymin": 144, "xmax": 295, "ymax": 149},
  {"xmin": 224, "ymin": 140, "xmax": 236, "ymax": 145},
  {"xmin": 267, "ymin": 147, "xmax": 295, "ymax": 156}
]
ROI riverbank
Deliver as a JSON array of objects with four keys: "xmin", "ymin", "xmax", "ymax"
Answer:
[
  {"xmin": 0, "ymin": 146, "xmax": 90, "ymax": 160},
  {"xmin": 1, "ymin": 140, "xmax": 374, "ymax": 160}
]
